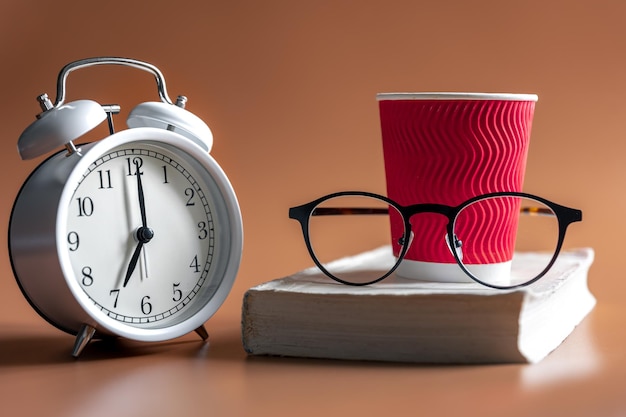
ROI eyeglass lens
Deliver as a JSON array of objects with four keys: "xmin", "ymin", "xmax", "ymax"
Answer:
[
  {"xmin": 306, "ymin": 194, "xmax": 560, "ymax": 287},
  {"xmin": 454, "ymin": 195, "xmax": 559, "ymax": 287},
  {"xmin": 307, "ymin": 194, "xmax": 405, "ymax": 285}
]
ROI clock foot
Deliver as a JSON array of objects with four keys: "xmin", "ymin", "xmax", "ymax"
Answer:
[
  {"xmin": 194, "ymin": 325, "xmax": 209, "ymax": 341},
  {"xmin": 72, "ymin": 324, "xmax": 96, "ymax": 358}
]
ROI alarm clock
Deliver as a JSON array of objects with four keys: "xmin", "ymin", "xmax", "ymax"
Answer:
[{"xmin": 8, "ymin": 57, "xmax": 243, "ymax": 357}]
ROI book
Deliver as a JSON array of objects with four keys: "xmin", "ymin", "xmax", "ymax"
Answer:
[{"xmin": 241, "ymin": 246, "xmax": 595, "ymax": 364}]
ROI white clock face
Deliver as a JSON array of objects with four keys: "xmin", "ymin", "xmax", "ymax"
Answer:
[{"xmin": 65, "ymin": 142, "xmax": 220, "ymax": 328}]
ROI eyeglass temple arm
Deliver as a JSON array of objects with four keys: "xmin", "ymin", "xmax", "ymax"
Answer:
[
  {"xmin": 311, "ymin": 207, "xmax": 388, "ymax": 216},
  {"xmin": 520, "ymin": 207, "xmax": 555, "ymax": 217},
  {"xmin": 313, "ymin": 206, "xmax": 558, "ymax": 217}
]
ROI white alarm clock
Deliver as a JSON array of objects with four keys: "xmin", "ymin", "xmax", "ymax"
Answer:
[{"xmin": 8, "ymin": 57, "xmax": 243, "ymax": 357}]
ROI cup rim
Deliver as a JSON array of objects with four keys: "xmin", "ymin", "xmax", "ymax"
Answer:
[{"xmin": 376, "ymin": 92, "xmax": 538, "ymax": 101}]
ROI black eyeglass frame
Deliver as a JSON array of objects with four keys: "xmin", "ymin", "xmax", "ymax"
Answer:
[{"xmin": 289, "ymin": 191, "xmax": 582, "ymax": 289}]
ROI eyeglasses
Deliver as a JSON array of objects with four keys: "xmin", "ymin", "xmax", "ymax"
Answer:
[{"xmin": 289, "ymin": 191, "xmax": 582, "ymax": 289}]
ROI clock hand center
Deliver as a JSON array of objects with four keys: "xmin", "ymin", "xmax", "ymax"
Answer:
[{"xmin": 136, "ymin": 226, "xmax": 154, "ymax": 243}]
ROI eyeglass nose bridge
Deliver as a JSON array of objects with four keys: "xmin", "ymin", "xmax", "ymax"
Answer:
[{"xmin": 398, "ymin": 204, "xmax": 459, "ymax": 260}]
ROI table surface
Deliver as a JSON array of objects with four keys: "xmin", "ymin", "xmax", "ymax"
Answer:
[{"xmin": 0, "ymin": 297, "xmax": 624, "ymax": 417}]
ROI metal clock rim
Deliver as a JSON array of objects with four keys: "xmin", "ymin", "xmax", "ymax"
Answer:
[{"xmin": 8, "ymin": 148, "xmax": 80, "ymax": 336}]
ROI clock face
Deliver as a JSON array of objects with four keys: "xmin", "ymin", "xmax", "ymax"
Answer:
[{"xmin": 65, "ymin": 142, "xmax": 221, "ymax": 329}]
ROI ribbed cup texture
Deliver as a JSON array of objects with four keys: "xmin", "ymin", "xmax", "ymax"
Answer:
[{"xmin": 379, "ymin": 98, "xmax": 535, "ymax": 264}]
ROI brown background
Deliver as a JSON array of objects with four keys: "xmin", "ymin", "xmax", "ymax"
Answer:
[{"xmin": 0, "ymin": 1, "xmax": 625, "ymax": 416}]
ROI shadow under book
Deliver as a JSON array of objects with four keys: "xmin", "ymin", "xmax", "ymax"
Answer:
[{"xmin": 241, "ymin": 246, "xmax": 595, "ymax": 364}]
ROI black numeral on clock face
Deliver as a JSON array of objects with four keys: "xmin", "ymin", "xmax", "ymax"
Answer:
[
  {"xmin": 98, "ymin": 169, "xmax": 113, "ymax": 189},
  {"xmin": 76, "ymin": 197, "xmax": 94, "ymax": 217},
  {"xmin": 189, "ymin": 255, "xmax": 201, "ymax": 273},
  {"xmin": 197, "ymin": 222, "xmax": 208, "ymax": 240},
  {"xmin": 82, "ymin": 266, "xmax": 94, "ymax": 286},
  {"xmin": 68, "ymin": 231, "xmax": 80, "ymax": 251},
  {"xmin": 110, "ymin": 289, "xmax": 120, "ymax": 307},
  {"xmin": 172, "ymin": 283, "xmax": 182, "ymax": 302},
  {"xmin": 141, "ymin": 296, "xmax": 152, "ymax": 315},
  {"xmin": 185, "ymin": 188, "xmax": 195, "ymax": 206},
  {"xmin": 126, "ymin": 157, "xmax": 144, "ymax": 176}
]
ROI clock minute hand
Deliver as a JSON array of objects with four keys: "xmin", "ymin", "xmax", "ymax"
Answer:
[
  {"xmin": 135, "ymin": 160, "xmax": 148, "ymax": 228},
  {"xmin": 123, "ymin": 160, "xmax": 154, "ymax": 287}
]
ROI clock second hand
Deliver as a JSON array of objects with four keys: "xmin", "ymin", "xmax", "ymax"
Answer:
[{"xmin": 123, "ymin": 159, "xmax": 153, "ymax": 287}]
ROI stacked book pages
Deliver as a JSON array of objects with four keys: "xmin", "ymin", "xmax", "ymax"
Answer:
[{"xmin": 242, "ymin": 246, "xmax": 595, "ymax": 364}]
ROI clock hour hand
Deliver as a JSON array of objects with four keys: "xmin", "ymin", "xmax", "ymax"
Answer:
[
  {"xmin": 123, "ymin": 227, "xmax": 154, "ymax": 287},
  {"xmin": 123, "ymin": 241, "xmax": 143, "ymax": 287}
]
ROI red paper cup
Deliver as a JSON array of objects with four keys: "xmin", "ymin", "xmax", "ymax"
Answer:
[{"xmin": 378, "ymin": 92, "xmax": 537, "ymax": 282}]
